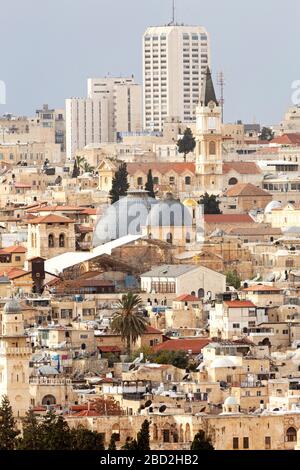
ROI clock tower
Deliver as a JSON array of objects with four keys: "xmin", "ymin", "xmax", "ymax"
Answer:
[{"xmin": 195, "ymin": 67, "xmax": 223, "ymax": 195}]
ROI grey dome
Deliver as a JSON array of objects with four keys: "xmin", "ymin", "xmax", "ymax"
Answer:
[
  {"xmin": 93, "ymin": 191, "xmax": 157, "ymax": 246},
  {"xmin": 4, "ymin": 298, "xmax": 21, "ymax": 314},
  {"xmin": 147, "ymin": 193, "xmax": 193, "ymax": 228}
]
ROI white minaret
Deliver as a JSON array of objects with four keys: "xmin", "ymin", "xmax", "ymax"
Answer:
[
  {"xmin": 0, "ymin": 299, "xmax": 32, "ymax": 417},
  {"xmin": 195, "ymin": 67, "xmax": 223, "ymax": 195}
]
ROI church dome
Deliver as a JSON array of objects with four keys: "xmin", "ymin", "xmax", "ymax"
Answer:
[
  {"xmin": 3, "ymin": 298, "xmax": 21, "ymax": 314},
  {"xmin": 224, "ymin": 396, "xmax": 238, "ymax": 406},
  {"xmin": 146, "ymin": 193, "xmax": 193, "ymax": 228},
  {"xmin": 264, "ymin": 200, "xmax": 282, "ymax": 214},
  {"xmin": 93, "ymin": 192, "xmax": 157, "ymax": 246}
]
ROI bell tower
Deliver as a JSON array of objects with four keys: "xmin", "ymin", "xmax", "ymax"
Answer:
[
  {"xmin": 195, "ymin": 67, "xmax": 223, "ymax": 195},
  {"xmin": 0, "ymin": 299, "xmax": 32, "ymax": 417}
]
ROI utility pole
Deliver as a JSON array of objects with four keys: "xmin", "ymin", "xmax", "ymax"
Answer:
[{"xmin": 217, "ymin": 72, "xmax": 225, "ymax": 123}]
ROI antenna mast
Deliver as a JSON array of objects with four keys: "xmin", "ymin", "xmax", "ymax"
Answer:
[
  {"xmin": 172, "ymin": 0, "xmax": 175, "ymax": 25},
  {"xmin": 217, "ymin": 71, "xmax": 225, "ymax": 123}
]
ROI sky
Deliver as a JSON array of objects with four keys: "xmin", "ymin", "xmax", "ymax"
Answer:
[{"xmin": 0, "ymin": 0, "xmax": 299, "ymax": 125}]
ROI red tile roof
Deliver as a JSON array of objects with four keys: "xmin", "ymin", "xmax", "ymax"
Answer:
[
  {"xmin": 0, "ymin": 245, "xmax": 26, "ymax": 254},
  {"xmin": 127, "ymin": 162, "xmax": 196, "ymax": 175},
  {"xmin": 225, "ymin": 183, "xmax": 271, "ymax": 197},
  {"xmin": 0, "ymin": 268, "xmax": 29, "ymax": 280},
  {"xmin": 271, "ymin": 133, "xmax": 300, "ymax": 146},
  {"xmin": 26, "ymin": 205, "xmax": 85, "ymax": 213},
  {"xmin": 176, "ymin": 294, "xmax": 200, "ymax": 302},
  {"xmin": 204, "ymin": 214, "xmax": 254, "ymax": 224},
  {"xmin": 14, "ymin": 183, "xmax": 32, "ymax": 189},
  {"xmin": 144, "ymin": 326, "xmax": 163, "ymax": 335},
  {"xmin": 223, "ymin": 162, "xmax": 261, "ymax": 175},
  {"xmin": 154, "ymin": 338, "xmax": 210, "ymax": 354},
  {"xmin": 98, "ymin": 346, "xmax": 121, "ymax": 353},
  {"xmin": 243, "ymin": 284, "xmax": 282, "ymax": 292},
  {"xmin": 224, "ymin": 300, "xmax": 256, "ymax": 308},
  {"xmin": 27, "ymin": 214, "xmax": 75, "ymax": 224}
]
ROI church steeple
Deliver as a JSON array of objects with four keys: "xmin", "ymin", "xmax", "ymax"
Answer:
[{"xmin": 200, "ymin": 67, "xmax": 218, "ymax": 107}]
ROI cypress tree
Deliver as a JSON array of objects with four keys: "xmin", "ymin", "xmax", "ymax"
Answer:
[
  {"xmin": 70, "ymin": 426, "xmax": 105, "ymax": 450},
  {"xmin": 144, "ymin": 169, "xmax": 156, "ymax": 199},
  {"xmin": 39, "ymin": 410, "xmax": 72, "ymax": 450},
  {"xmin": 109, "ymin": 162, "xmax": 129, "ymax": 204},
  {"xmin": 136, "ymin": 419, "xmax": 150, "ymax": 450},
  {"xmin": 190, "ymin": 431, "xmax": 214, "ymax": 450},
  {"xmin": 108, "ymin": 433, "xmax": 118, "ymax": 450},
  {"xmin": 0, "ymin": 395, "xmax": 20, "ymax": 450},
  {"xmin": 18, "ymin": 409, "xmax": 42, "ymax": 450}
]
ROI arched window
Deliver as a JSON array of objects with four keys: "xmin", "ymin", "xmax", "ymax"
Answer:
[
  {"xmin": 137, "ymin": 177, "xmax": 143, "ymax": 186},
  {"xmin": 59, "ymin": 233, "xmax": 65, "ymax": 248},
  {"xmin": 209, "ymin": 141, "xmax": 216, "ymax": 155},
  {"xmin": 186, "ymin": 233, "xmax": 191, "ymax": 244},
  {"xmin": 48, "ymin": 234, "xmax": 54, "ymax": 248},
  {"xmin": 166, "ymin": 233, "xmax": 173, "ymax": 244},
  {"xmin": 42, "ymin": 395, "xmax": 56, "ymax": 406},
  {"xmin": 229, "ymin": 177, "xmax": 238, "ymax": 186},
  {"xmin": 185, "ymin": 176, "xmax": 191, "ymax": 185},
  {"xmin": 286, "ymin": 427, "xmax": 297, "ymax": 442},
  {"xmin": 198, "ymin": 288, "xmax": 205, "ymax": 299}
]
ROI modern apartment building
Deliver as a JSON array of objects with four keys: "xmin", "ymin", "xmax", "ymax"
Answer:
[
  {"xmin": 88, "ymin": 76, "xmax": 142, "ymax": 137},
  {"xmin": 65, "ymin": 97, "xmax": 109, "ymax": 160},
  {"xmin": 66, "ymin": 77, "xmax": 142, "ymax": 159},
  {"xmin": 143, "ymin": 25, "xmax": 210, "ymax": 132}
]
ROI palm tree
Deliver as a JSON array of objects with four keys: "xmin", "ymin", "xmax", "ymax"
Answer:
[
  {"xmin": 111, "ymin": 293, "xmax": 148, "ymax": 357},
  {"xmin": 75, "ymin": 155, "xmax": 86, "ymax": 174},
  {"xmin": 83, "ymin": 161, "xmax": 95, "ymax": 173}
]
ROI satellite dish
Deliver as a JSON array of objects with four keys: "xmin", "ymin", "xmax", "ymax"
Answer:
[
  {"xmin": 144, "ymin": 400, "xmax": 152, "ymax": 408},
  {"xmin": 159, "ymin": 405, "xmax": 167, "ymax": 413}
]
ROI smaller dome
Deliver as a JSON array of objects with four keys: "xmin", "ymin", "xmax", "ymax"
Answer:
[
  {"xmin": 210, "ymin": 357, "xmax": 236, "ymax": 368},
  {"xmin": 3, "ymin": 298, "xmax": 21, "ymax": 314},
  {"xmin": 224, "ymin": 396, "xmax": 238, "ymax": 406},
  {"xmin": 264, "ymin": 200, "xmax": 282, "ymax": 214}
]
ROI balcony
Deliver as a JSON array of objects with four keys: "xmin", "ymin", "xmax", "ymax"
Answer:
[
  {"xmin": 29, "ymin": 377, "xmax": 72, "ymax": 386},
  {"xmin": 0, "ymin": 347, "xmax": 32, "ymax": 355}
]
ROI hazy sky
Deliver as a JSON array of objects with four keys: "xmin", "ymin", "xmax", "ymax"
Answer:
[{"xmin": 0, "ymin": 0, "xmax": 299, "ymax": 124}]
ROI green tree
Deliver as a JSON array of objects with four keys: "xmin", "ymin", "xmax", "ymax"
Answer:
[
  {"xmin": 177, "ymin": 128, "xmax": 196, "ymax": 162},
  {"xmin": 111, "ymin": 292, "xmax": 148, "ymax": 356},
  {"xmin": 199, "ymin": 192, "xmax": 221, "ymax": 214},
  {"xmin": 136, "ymin": 419, "xmax": 150, "ymax": 451},
  {"xmin": 122, "ymin": 436, "xmax": 138, "ymax": 450},
  {"xmin": 144, "ymin": 169, "xmax": 156, "ymax": 199},
  {"xmin": 0, "ymin": 395, "xmax": 20, "ymax": 450},
  {"xmin": 70, "ymin": 426, "xmax": 105, "ymax": 450},
  {"xmin": 151, "ymin": 350, "xmax": 188, "ymax": 369},
  {"xmin": 18, "ymin": 409, "xmax": 42, "ymax": 450},
  {"xmin": 109, "ymin": 162, "xmax": 129, "ymax": 204},
  {"xmin": 108, "ymin": 433, "xmax": 118, "ymax": 450},
  {"xmin": 259, "ymin": 127, "xmax": 274, "ymax": 141},
  {"xmin": 82, "ymin": 161, "xmax": 95, "ymax": 173},
  {"xmin": 72, "ymin": 159, "xmax": 80, "ymax": 178},
  {"xmin": 226, "ymin": 270, "xmax": 241, "ymax": 290},
  {"xmin": 191, "ymin": 431, "xmax": 214, "ymax": 450},
  {"xmin": 39, "ymin": 411, "xmax": 72, "ymax": 450}
]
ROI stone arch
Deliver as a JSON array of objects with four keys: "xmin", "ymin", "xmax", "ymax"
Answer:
[
  {"xmin": 198, "ymin": 288, "xmax": 205, "ymax": 299},
  {"xmin": 209, "ymin": 141, "xmax": 216, "ymax": 155},
  {"xmin": 48, "ymin": 233, "xmax": 54, "ymax": 248},
  {"xmin": 185, "ymin": 423, "xmax": 191, "ymax": 442},
  {"xmin": 42, "ymin": 394, "xmax": 56, "ymax": 406},
  {"xmin": 286, "ymin": 427, "xmax": 297, "ymax": 442},
  {"xmin": 59, "ymin": 233, "xmax": 65, "ymax": 248}
]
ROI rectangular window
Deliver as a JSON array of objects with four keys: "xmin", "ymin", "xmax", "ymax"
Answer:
[
  {"xmin": 265, "ymin": 436, "xmax": 271, "ymax": 450},
  {"xmin": 233, "ymin": 437, "xmax": 239, "ymax": 450},
  {"xmin": 243, "ymin": 437, "xmax": 249, "ymax": 449}
]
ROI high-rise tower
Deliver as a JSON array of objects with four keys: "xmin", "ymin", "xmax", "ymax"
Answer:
[{"xmin": 143, "ymin": 25, "xmax": 210, "ymax": 132}]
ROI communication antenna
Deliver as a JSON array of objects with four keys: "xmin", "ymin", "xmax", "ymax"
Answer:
[
  {"xmin": 217, "ymin": 71, "xmax": 225, "ymax": 123},
  {"xmin": 169, "ymin": 0, "xmax": 176, "ymax": 25}
]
